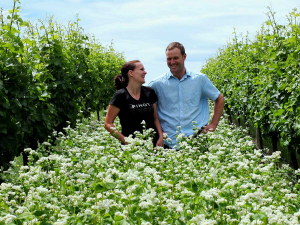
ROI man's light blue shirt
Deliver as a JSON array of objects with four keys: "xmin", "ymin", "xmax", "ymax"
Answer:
[{"xmin": 148, "ymin": 69, "xmax": 220, "ymax": 148}]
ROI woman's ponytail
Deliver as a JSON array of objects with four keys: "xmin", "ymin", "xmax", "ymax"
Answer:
[
  {"xmin": 113, "ymin": 60, "xmax": 140, "ymax": 90},
  {"xmin": 114, "ymin": 74, "xmax": 128, "ymax": 90}
]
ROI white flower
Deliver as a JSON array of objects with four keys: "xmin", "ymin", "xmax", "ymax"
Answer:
[
  {"xmin": 141, "ymin": 222, "xmax": 151, "ymax": 225},
  {"xmin": 42, "ymin": 141, "xmax": 51, "ymax": 146},
  {"xmin": 165, "ymin": 199, "xmax": 184, "ymax": 212},
  {"xmin": 132, "ymin": 154, "xmax": 144, "ymax": 160},
  {"xmin": 139, "ymin": 200, "xmax": 154, "ymax": 209},
  {"xmin": 295, "ymin": 168, "xmax": 300, "ymax": 174},
  {"xmin": 36, "ymin": 186, "xmax": 49, "ymax": 194},
  {"xmin": 190, "ymin": 214, "xmax": 217, "ymax": 225},
  {"xmin": 176, "ymin": 133, "xmax": 185, "ymax": 141},
  {"xmin": 270, "ymin": 151, "xmax": 281, "ymax": 160},
  {"xmin": 200, "ymin": 188, "xmax": 220, "ymax": 201},
  {"xmin": 1, "ymin": 214, "xmax": 17, "ymax": 224}
]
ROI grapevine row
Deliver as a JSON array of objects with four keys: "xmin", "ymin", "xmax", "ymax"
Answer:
[
  {"xmin": 0, "ymin": 1, "xmax": 125, "ymax": 171},
  {"xmin": 202, "ymin": 7, "xmax": 300, "ymax": 169}
]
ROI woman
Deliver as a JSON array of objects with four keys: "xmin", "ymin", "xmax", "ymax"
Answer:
[{"xmin": 104, "ymin": 60, "xmax": 164, "ymax": 147}]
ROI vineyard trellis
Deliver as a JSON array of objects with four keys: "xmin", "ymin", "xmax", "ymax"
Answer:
[
  {"xmin": 202, "ymin": 7, "xmax": 300, "ymax": 170},
  {"xmin": 0, "ymin": 0, "xmax": 125, "ymax": 172}
]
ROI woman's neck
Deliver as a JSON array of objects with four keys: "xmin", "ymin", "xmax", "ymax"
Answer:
[{"xmin": 126, "ymin": 82, "xmax": 142, "ymax": 99}]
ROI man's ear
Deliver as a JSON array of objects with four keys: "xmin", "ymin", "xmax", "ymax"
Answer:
[{"xmin": 183, "ymin": 53, "xmax": 187, "ymax": 61}]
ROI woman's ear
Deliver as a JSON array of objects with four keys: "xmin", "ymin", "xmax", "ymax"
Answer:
[{"xmin": 128, "ymin": 70, "xmax": 133, "ymax": 77}]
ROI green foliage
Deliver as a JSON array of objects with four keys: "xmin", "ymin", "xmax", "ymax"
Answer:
[
  {"xmin": 202, "ymin": 7, "xmax": 300, "ymax": 152},
  {"xmin": 0, "ymin": 1, "xmax": 125, "ymax": 170}
]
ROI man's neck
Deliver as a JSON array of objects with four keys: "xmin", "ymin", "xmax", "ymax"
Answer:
[{"xmin": 171, "ymin": 68, "xmax": 186, "ymax": 81}]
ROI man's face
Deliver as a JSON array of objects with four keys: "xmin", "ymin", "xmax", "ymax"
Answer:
[{"xmin": 166, "ymin": 48, "xmax": 186, "ymax": 75}]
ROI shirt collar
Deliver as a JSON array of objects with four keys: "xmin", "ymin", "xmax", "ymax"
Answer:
[{"xmin": 167, "ymin": 68, "xmax": 191, "ymax": 80}]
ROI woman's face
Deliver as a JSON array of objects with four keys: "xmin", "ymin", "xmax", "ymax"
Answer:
[{"xmin": 130, "ymin": 62, "xmax": 147, "ymax": 84}]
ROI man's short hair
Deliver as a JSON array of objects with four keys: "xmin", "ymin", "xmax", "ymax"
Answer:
[{"xmin": 166, "ymin": 42, "xmax": 185, "ymax": 55}]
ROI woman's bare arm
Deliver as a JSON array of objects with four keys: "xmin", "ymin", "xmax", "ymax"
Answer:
[
  {"xmin": 153, "ymin": 103, "xmax": 164, "ymax": 147},
  {"xmin": 104, "ymin": 105, "xmax": 127, "ymax": 144}
]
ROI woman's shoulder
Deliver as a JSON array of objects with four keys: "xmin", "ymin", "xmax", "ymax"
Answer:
[
  {"xmin": 111, "ymin": 88, "xmax": 128, "ymax": 101},
  {"xmin": 142, "ymin": 86, "xmax": 157, "ymax": 101},
  {"xmin": 114, "ymin": 88, "xmax": 127, "ymax": 96},
  {"xmin": 142, "ymin": 85, "xmax": 155, "ymax": 93},
  {"xmin": 110, "ymin": 88, "xmax": 129, "ymax": 107}
]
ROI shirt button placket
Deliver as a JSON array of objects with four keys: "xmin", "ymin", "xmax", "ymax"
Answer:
[{"xmin": 179, "ymin": 81, "xmax": 183, "ymax": 127}]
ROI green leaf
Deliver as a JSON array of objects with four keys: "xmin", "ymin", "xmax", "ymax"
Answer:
[
  {"xmin": 134, "ymin": 186, "xmax": 144, "ymax": 195},
  {"xmin": 103, "ymin": 182, "xmax": 117, "ymax": 190},
  {"xmin": 273, "ymin": 109, "xmax": 284, "ymax": 117},
  {"xmin": 3, "ymin": 99, "xmax": 10, "ymax": 109},
  {"xmin": 135, "ymin": 211, "xmax": 149, "ymax": 220},
  {"xmin": 0, "ymin": 127, "xmax": 7, "ymax": 134},
  {"xmin": 252, "ymin": 213, "xmax": 266, "ymax": 220},
  {"xmin": 103, "ymin": 213, "xmax": 111, "ymax": 218},
  {"xmin": 15, "ymin": 99, "xmax": 22, "ymax": 108},
  {"xmin": 176, "ymin": 219, "xmax": 186, "ymax": 225},
  {"xmin": 114, "ymin": 215, "xmax": 123, "ymax": 221},
  {"xmin": 33, "ymin": 210, "xmax": 44, "ymax": 217},
  {"xmin": 71, "ymin": 157, "xmax": 78, "ymax": 162},
  {"xmin": 18, "ymin": 212, "xmax": 35, "ymax": 220},
  {"xmin": 119, "ymin": 219, "xmax": 131, "ymax": 225},
  {"xmin": 192, "ymin": 182, "xmax": 198, "ymax": 192},
  {"xmin": 95, "ymin": 183, "xmax": 103, "ymax": 191},
  {"xmin": 20, "ymin": 21, "xmax": 29, "ymax": 27}
]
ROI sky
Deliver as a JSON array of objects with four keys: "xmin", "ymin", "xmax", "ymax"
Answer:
[{"xmin": 2, "ymin": 0, "xmax": 300, "ymax": 84}]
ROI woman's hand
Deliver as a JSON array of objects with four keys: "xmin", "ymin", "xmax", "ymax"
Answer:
[
  {"xmin": 156, "ymin": 136, "xmax": 164, "ymax": 147},
  {"xmin": 153, "ymin": 103, "xmax": 164, "ymax": 148}
]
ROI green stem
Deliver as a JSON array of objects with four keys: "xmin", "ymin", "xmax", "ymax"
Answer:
[
  {"xmin": 9, "ymin": 1, "xmax": 16, "ymax": 32},
  {"xmin": 94, "ymin": 191, "xmax": 97, "ymax": 224}
]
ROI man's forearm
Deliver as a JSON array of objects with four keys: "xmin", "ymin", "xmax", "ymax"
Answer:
[{"xmin": 211, "ymin": 93, "xmax": 225, "ymax": 127}]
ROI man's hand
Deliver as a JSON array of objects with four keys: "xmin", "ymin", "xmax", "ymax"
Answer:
[
  {"xmin": 201, "ymin": 93, "xmax": 224, "ymax": 134},
  {"xmin": 156, "ymin": 136, "xmax": 164, "ymax": 147},
  {"xmin": 200, "ymin": 93, "xmax": 224, "ymax": 134},
  {"xmin": 201, "ymin": 123, "xmax": 217, "ymax": 133}
]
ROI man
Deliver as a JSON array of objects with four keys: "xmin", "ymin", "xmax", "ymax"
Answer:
[{"xmin": 148, "ymin": 42, "xmax": 224, "ymax": 148}]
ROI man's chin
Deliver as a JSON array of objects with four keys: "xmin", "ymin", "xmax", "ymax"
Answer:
[{"xmin": 170, "ymin": 69, "xmax": 178, "ymax": 74}]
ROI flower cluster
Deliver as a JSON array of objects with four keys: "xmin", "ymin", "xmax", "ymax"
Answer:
[{"xmin": 0, "ymin": 111, "xmax": 299, "ymax": 224}]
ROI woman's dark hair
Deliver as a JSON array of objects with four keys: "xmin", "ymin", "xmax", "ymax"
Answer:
[{"xmin": 114, "ymin": 60, "xmax": 140, "ymax": 90}]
